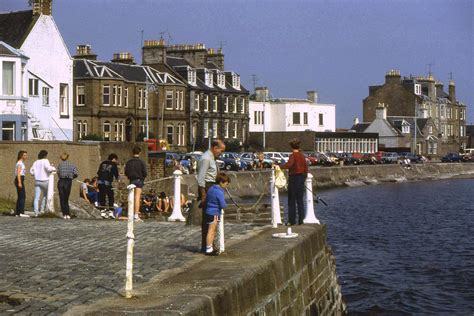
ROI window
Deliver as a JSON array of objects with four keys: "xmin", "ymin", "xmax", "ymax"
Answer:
[
  {"xmin": 113, "ymin": 121, "xmax": 124, "ymax": 141},
  {"xmin": 304, "ymin": 112, "xmax": 308, "ymax": 125},
  {"xmin": 124, "ymin": 87, "xmax": 128, "ymax": 107},
  {"xmin": 204, "ymin": 95, "xmax": 209, "ymax": 112},
  {"xmin": 140, "ymin": 123, "xmax": 146, "ymax": 133},
  {"xmin": 77, "ymin": 120, "xmax": 88, "ymax": 139},
  {"xmin": 42, "ymin": 87, "xmax": 49, "ymax": 106},
  {"xmin": 29, "ymin": 78, "xmax": 39, "ymax": 96},
  {"xmin": 179, "ymin": 91, "xmax": 184, "ymax": 110},
  {"xmin": 166, "ymin": 90, "xmax": 173, "ymax": 109},
  {"xmin": 224, "ymin": 96, "xmax": 229, "ymax": 113},
  {"xmin": 60, "ymin": 84, "xmax": 69, "ymax": 117},
  {"xmin": 76, "ymin": 85, "xmax": 85, "ymax": 106},
  {"xmin": 178, "ymin": 124, "xmax": 185, "ymax": 145},
  {"xmin": 138, "ymin": 88, "xmax": 146, "ymax": 109},
  {"xmin": 232, "ymin": 121, "xmax": 238, "ymax": 138},
  {"xmin": 414, "ymin": 84, "xmax": 421, "ymax": 95},
  {"xmin": 112, "ymin": 85, "xmax": 117, "ymax": 107},
  {"xmin": 167, "ymin": 125, "xmax": 174, "ymax": 145},
  {"xmin": 232, "ymin": 74, "xmax": 240, "ymax": 89},
  {"xmin": 233, "ymin": 97, "xmax": 237, "ymax": 113},
  {"xmin": 242, "ymin": 124, "xmax": 246, "ymax": 143},
  {"xmin": 224, "ymin": 121, "xmax": 229, "ymax": 138},
  {"xmin": 194, "ymin": 94, "xmax": 200, "ymax": 111},
  {"xmin": 212, "ymin": 95, "xmax": 218, "ymax": 112},
  {"xmin": 175, "ymin": 91, "xmax": 180, "ymax": 110},
  {"xmin": 293, "ymin": 112, "xmax": 300, "ymax": 125},
  {"xmin": 2, "ymin": 121, "xmax": 15, "ymax": 140},
  {"xmin": 254, "ymin": 111, "xmax": 264, "ymax": 125},
  {"xmin": 117, "ymin": 85, "xmax": 122, "ymax": 107},
  {"xmin": 103, "ymin": 121, "xmax": 111, "ymax": 141},
  {"xmin": 429, "ymin": 125, "xmax": 433, "ymax": 134},
  {"xmin": 212, "ymin": 121, "xmax": 218, "ymax": 138},
  {"xmin": 2, "ymin": 61, "xmax": 14, "ymax": 95},
  {"xmin": 241, "ymin": 98, "xmax": 245, "ymax": 113},
  {"xmin": 102, "ymin": 85, "xmax": 110, "ymax": 106},
  {"xmin": 188, "ymin": 69, "xmax": 196, "ymax": 85},
  {"xmin": 318, "ymin": 113, "xmax": 324, "ymax": 126},
  {"xmin": 203, "ymin": 119, "xmax": 209, "ymax": 138}
]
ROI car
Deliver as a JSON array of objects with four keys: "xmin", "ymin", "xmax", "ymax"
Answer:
[
  {"xmin": 304, "ymin": 153, "xmax": 318, "ymax": 166},
  {"xmin": 264, "ymin": 152, "xmax": 288, "ymax": 164},
  {"xmin": 399, "ymin": 152, "xmax": 421, "ymax": 163},
  {"xmin": 165, "ymin": 152, "xmax": 180, "ymax": 166},
  {"xmin": 314, "ymin": 152, "xmax": 335, "ymax": 166},
  {"xmin": 219, "ymin": 152, "xmax": 241, "ymax": 171},
  {"xmin": 381, "ymin": 152, "xmax": 399, "ymax": 164},
  {"xmin": 441, "ymin": 152, "xmax": 463, "ymax": 163}
]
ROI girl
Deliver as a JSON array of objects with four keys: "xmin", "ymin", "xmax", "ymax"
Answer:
[{"xmin": 14, "ymin": 150, "xmax": 28, "ymax": 217}]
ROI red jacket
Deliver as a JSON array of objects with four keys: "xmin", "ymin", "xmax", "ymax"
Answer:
[{"xmin": 281, "ymin": 151, "xmax": 308, "ymax": 176}]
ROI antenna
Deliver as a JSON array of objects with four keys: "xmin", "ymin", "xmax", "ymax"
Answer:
[
  {"xmin": 158, "ymin": 30, "xmax": 173, "ymax": 44},
  {"xmin": 426, "ymin": 62, "xmax": 435, "ymax": 77},
  {"xmin": 251, "ymin": 74, "xmax": 258, "ymax": 91},
  {"xmin": 218, "ymin": 41, "xmax": 227, "ymax": 50},
  {"xmin": 448, "ymin": 72, "xmax": 453, "ymax": 80}
]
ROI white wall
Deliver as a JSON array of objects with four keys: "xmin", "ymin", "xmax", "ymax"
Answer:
[{"xmin": 20, "ymin": 15, "xmax": 73, "ymax": 140}]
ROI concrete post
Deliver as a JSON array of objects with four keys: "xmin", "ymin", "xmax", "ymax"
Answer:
[
  {"xmin": 125, "ymin": 184, "xmax": 136, "ymax": 299},
  {"xmin": 303, "ymin": 173, "xmax": 320, "ymax": 224},
  {"xmin": 217, "ymin": 209, "xmax": 225, "ymax": 253},
  {"xmin": 270, "ymin": 167, "xmax": 282, "ymax": 228},
  {"xmin": 169, "ymin": 170, "xmax": 185, "ymax": 221},
  {"xmin": 46, "ymin": 171, "xmax": 56, "ymax": 213}
]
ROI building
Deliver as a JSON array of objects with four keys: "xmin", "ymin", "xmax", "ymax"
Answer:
[
  {"xmin": 0, "ymin": 0, "xmax": 73, "ymax": 140},
  {"xmin": 353, "ymin": 103, "xmax": 441, "ymax": 155},
  {"xmin": 73, "ymin": 45, "xmax": 188, "ymax": 150},
  {"xmin": 142, "ymin": 40, "xmax": 250, "ymax": 151},
  {"xmin": 363, "ymin": 69, "xmax": 467, "ymax": 153},
  {"xmin": 249, "ymin": 87, "xmax": 336, "ymax": 133}
]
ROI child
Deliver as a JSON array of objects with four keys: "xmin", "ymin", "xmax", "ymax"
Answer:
[
  {"xmin": 204, "ymin": 173, "xmax": 230, "ymax": 256},
  {"xmin": 141, "ymin": 189, "xmax": 157, "ymax": 218},
  {"xmin": 157, "ymin": 191, "xmax": 171, "ymax": 215}
]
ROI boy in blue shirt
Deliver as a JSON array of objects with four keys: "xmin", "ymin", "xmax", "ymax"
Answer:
[{"xmin": 205, "ymin": 173, "xmax": 230, "ymax": 256}]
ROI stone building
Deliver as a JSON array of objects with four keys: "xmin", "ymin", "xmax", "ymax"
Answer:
[
  {"xmin": 73, "ymin": 45, "xmax": 188, "ymax": 151},
  {"xmin": 142, "ymin": 40, "xmax": 250, "ymax": 151},
  {"xmin": 0, "ymin": 0, "xmax": 73, "ymax": 140},
  {"xmin": 363, "ymin": 70, "xmax": 467, "ymax": 153}
]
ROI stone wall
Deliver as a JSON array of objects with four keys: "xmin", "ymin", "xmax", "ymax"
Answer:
[{"xmin": 67, "ymin": 225, "xmax": 346, "ymax": 315}]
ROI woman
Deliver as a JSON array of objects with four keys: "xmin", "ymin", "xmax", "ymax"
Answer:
[
  {"xmin": 30, "ymin": 150, "xmax": 56, "ymax": 216},
  {"xmin": 280, "ymin": 138, "xmax": 308, "ymax": 225},
  {"xmin": 156, "ymin": 191, "xmax": 170, "ymax": 214},
  {"xmin": 14, "ymin": 150, "xmax": 29, "ymax": 217}
]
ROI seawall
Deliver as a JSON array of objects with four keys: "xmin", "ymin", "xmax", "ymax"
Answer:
[{"xmin": 67, "ymin": 225, "xmax": 346, "ymax": 315}]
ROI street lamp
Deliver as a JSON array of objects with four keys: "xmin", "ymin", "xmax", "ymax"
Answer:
[
  {"xmin": 263, "ymin": 96, "xmax": 266, "ymax": 150},
  {"xmin": 145, "ymin": 78, "xmax": 156, "ymax": 141}
]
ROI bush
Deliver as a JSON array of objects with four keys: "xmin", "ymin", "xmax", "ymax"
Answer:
[
  {"xmin": 224, "ymin": 139, "xmax": 242, "ymax": 152},
  {"xmin": 81, "ymin": 134, "xmax": 103, "ymax": 141}
]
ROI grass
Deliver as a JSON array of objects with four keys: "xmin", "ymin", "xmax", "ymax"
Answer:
[{"xmin": 0, "ymin": 198, "xmax": 15, "ymax": 215}]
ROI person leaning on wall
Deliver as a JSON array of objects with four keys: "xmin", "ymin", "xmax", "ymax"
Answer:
[
  {"xmin": 56, "ymin": 152, "xmax": 78, "ymax": 219},
  {"xmin": 14, "ymin": 150, "xmax": 29, "ymax": 217}
]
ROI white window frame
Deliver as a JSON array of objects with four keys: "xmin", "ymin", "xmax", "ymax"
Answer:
[
  {"xmin": 42, "ymin": 87, "xmax": 49, "ymax": 106},
  {"xmin": 175, "ymin": 91, "xmax": 180, "ymax": 110},
  {"xmin": 124, "ymin": 87, "xmax": 128, "ymax": 107},
  {"xmin": 167, "ymin": 125, "xmax": 174, "ymax": 145},
  {"xmin": 318, "ymin": 113, "xmax": 324, "ymax": 126},
  {"xmin": 76, "ymin": 85, "xmax": 85, "ymax": 106},
  {"xmin": 232, "ymin": 121, "xmax": 238, "ymax": 139},
  {"xmin": 59, "ymin": 83, "xmax": 69, "ymax": 117},
  {"xmin": 212, "ymin": 95, "xmax": 218, "ymax": 112},
  {"xmin": 293, "ymin": 112, "xmax": 301, "ymax": 125},
  {"xmin": 179, "ymin": 91, "xmax": 184, "ymax": 110},
  {"xmin": 117, "ymin": 85, "xmax": 122, "ymax": 107},
  {"xmin": 112, "ymin": 85, "xmax": 117, "ymax": 107},
  {"xmin": 204, "ymin": 95, "xmax": 209, "ymax": 112},
  {"xmin": 233, "ymin": 97, "xmax": 237, "ymax": 113},
  {"xmin": 2, "ymin": 121, "xmax": 15, "ymax": 141},
  {"xmin": 178, "ymin": 123, "xmax": 185, "ymax": 145},
  {"xmin": 166, "ymin": 90, "xmax": 173, "ymax": 110},
  {"xmin": 29, "ymin": 78, "xmax": 39, "ymax": 96},
  {"xmin": 212, "ymin": 121, "xmax": 218, "ymax": 138},
  {"xmin": 224, "ymin": 121, "xmax": 229, "ymax": 138},
  {"xmin": 203, "ymin": 119, "xmax": 209, "ymax": 138},
  {"xmin": 304, "ymin": 112, "xmax": 308, "ymax": 125},
  {"xmin": 103, "ymin": 85, "xmax": 110, "ymax": 106},
  {"xmin": 194, "ymin": 93, "xmax": 200, "ymax": 111},
  {"xmin": 103, "ymin": 121, "xmax": 111, "ymax": 141},
  {"xmin": 224, "ymin": 96, "xmax": 229, "ymax": 113},
  {"xmin": 2, "ymin": 61, "xmax": 14, "ymax": 96}
]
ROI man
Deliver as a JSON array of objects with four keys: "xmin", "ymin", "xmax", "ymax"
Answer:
[
  {"xmin": 197, "ymin": 139, "xmax": 225, "ymax": 252},
  {"xmin": 125, "ymin": 146, "xmax": 147, "ymax": 222},
  {"xmin": 97, "ymin": 153, "xmax": 119, "ymax": 218},
  {"xmin": 57, "ymin": 153, "xmax": 78, "ymax": 219}
]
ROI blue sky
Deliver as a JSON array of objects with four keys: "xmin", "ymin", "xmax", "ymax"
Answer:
[{"xmin": 1, "ymin": 0, "xmax": 472, "ymax": 128}]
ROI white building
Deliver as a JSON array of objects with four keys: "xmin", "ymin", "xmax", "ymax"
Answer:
[
  {"xmin": 249, "ymin": 88, "xmax": 336, "ymax": 133},
  {"xmin": 0, "ymin": 0, "xmax": 73, "ymax": 140}
]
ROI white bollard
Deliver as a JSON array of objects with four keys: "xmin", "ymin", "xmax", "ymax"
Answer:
[
  {"xmin": 303, "ymin": 173, "xmax": 320, "ymax": 224},
  {"xmin": 217, "ymin": 209, "xmax": 225, "ymax": 253},
  {"xmin": 270, "ymin": 167, "xmax": 282, "ymax": 228},
  {"xmin": 169, "ymin": 170, "xmax": 185, "ymax": 221},
  {"xmin": 125, "ymin": 184, "xmax": 136, "ymax": 299},
  {"xmin": 46, "ymin": 171, "xmax": 56, "ymax": 213}
]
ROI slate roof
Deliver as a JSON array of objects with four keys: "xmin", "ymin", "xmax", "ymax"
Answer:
[
  {"xmin": 74, "ymin": 59, "xmax": 184, "ymax": 85},
  {"xmin": 0, "ymin": 41, "xmax": 28, "ymax": 58},
  {"xmin": 350, "ymin": 123, "xmax": 371, "ymax": 133},
  {"xmin": 0, "ymin": 10, "xmax": 36, "ymax": 48},
  {"xmin": 387, "ymin": 117, "xmax": 428, "ymax": 135}
]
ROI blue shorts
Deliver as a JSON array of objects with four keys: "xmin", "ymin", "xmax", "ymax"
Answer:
[
  {"xmin": 130, "ymin": 179, "xmax": 144, "ymax": 189},
  {"xmin": 205, "ymin": 214, "xmax": 220, "ymax": 225}
]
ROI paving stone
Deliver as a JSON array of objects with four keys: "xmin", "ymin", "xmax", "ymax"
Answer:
[{"xmin": 0, "ymin": 216, "xmax": 260, "ymax": 313}]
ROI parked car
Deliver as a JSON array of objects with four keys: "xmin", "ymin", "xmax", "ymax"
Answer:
[
  {"xmin": 314, "ymin": 152, "xmax": 335, "ymax": 166},
  {"xmin": 399, "ymin": 152, "xmax": 421, "ymax": 163},
  {"xmin": 165, "ymin": 152, "xmax": 180, "ymax": 166},
  {"xmin": 462, "ymin": 153, "xmax": 474, "ymax": 162},
  {"xmin": 441, "ymin": 152, "xmax": 463, "ymax": 163},
  {"xmin": 264, "ymin": 152, "xmax": 288, "ymax": 164},
  {"xmin": 304, "ymin": 153, "xmax": 318, "ymax": 166},
  {"xmin": 219, "ymin": 152, "xmax": 241, "ymax": 171},
  {"xmin": 381, "ymin": 152, "xmax": 399, "ymax": 164}
]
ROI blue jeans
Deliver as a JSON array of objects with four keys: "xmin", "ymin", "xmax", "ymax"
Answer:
[
  {"xmin": 34, "ymin": 180, "xmax": 49, "ymax": 215},
  {"xmin": 287, "ymin": 174, "xmax": 305, "ymax": 225}
]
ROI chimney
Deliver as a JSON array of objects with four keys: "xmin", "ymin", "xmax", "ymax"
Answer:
[
  {"xmin": 385, "ymin": 69, "xmax": 401, "ymax": 85},
  {"xmin": 426, "ymin": 75, "xmax": 436, "ymax": 100},
  {"xmin": 207, "ymin": 48, "xmax": 224, "ymax": 70},
  {"xmin": 435, "ymin": 81, "xmax": 444, "ymax": 98},
  {"xmin": 375, "ymin": 103, "xmax": 387, "ymax": 120},
  {"xmin": 32, "ymin": 0, "xmax": 52, "ymax": 15},
  {"xmin": 73, "ymin": 44, "xmax": 97, "ymax": 60},
  {"xmin": 166, "ymin": 43, "xmax": 207, "ymax": 68},
  {"xmin": 142, "ymin": 39, "xmax": 167, "ymax": 66},
  {"xmin": 307, "ymin": 91, "xmax": 318, "ymax": 103},
  {"xmin": 353, "ymin": 117, "xmax": 359, "ymax": 125},
  {"xmin": 111, "ymin": 52, "xmax": 135, "ymax": 64},
  {"xmin": 255, "ymin": 87, "xmax": 269, "ymax": 102},
  {"xmin": 448, "ymin": 80, "xmax": 456, "ymax": 103}
]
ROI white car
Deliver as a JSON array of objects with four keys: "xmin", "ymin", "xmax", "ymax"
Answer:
[{"xmin": 264, "ymin": 152, "xmax": 289, "ymax": 164}]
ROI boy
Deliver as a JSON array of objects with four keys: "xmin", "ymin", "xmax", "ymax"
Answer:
[
  {"xmin": 125, "ymin": 146, "xmax": 147, "ymax": 222},
  {"xmin": 204, "ymin": 173, "xmax": 230, "ymax": 256}
]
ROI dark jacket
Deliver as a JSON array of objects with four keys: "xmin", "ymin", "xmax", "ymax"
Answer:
[
  {"xmin": 125, "ymin": 157, "xmax": 147, "ymax": 180},
  {"xmin": 97, "ymin": 160, "xmax": 119, "ymax": 183}
]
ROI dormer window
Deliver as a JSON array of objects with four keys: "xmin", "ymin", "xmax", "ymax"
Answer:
[
  {"xmin": 205, "ymin": 70, "xmax": 213, "ymax": 87},
  {"xmin": 402, "ymin": 123, "xmax": 410, "ymax": 134},
  {"xmin": 217, "ymin": 72, "xmax": 226, "ymax": 88},
  {"xmin": 232, "ymin": 74, "xmax": 240, "ymax": 90},
  {"xmin": 414, "ymin": 84, "xmax": 421, "ymax": 95},
  {"xmin": 187, "ymin": 68, "xmax": 196, "ymax": 85}
]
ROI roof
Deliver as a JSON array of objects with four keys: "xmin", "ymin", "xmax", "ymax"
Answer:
[
  {"xmin": 350, "ymin": 123, "xmax": 371, "ymax": 133},
  {"xmin": 387, "ymin": 116, "xmax": 429, "ymax": 135},
  {"xmin": 0, "ymin": 10, "xmax": 36, "ymax": 48},
  {"xmin": 0, "ymin": 40, "xmax": 28, "ymax": 58},
  {"xmin": 74, "ymin": 59, "xmax": 184, "ymax": 85}
]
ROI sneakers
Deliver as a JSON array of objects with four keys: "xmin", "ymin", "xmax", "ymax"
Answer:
[
  {"xmin": 16, "ymin": 213, "xmax": 30, "ymax": 218},
  {"xmin": 134, "ymin": 214, "xmax": 143, "ymax": 222},
  {"xmin": 101, "ymin": 211, "xmax": 109, "ymax": 219},
  {"xmin": 108, "ymin": 210, "xmax": 115, "ymax": 219},
  {"xmin": 63, "ymin": 215, "xmax": 71, "ymax": 219}
]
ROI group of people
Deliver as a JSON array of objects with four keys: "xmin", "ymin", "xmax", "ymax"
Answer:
[
  {"xmin": 140, "ymin": 190, "xmax": 191, "ymax": 218},
  {"xmin": 13, "ymin": 146, "xmax": 148, "ymax": 221}
]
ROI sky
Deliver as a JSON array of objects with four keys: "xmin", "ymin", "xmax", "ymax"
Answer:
[{"xmin": 1, "ymin": 0, "xmax": 472, "ymax": 128}]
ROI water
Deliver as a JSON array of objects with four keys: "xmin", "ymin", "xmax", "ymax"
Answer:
[{"xmin": 307, "ymin": 179, "xmax": 474, "ymax": 314}]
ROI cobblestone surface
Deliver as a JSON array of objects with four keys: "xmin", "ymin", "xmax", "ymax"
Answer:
[{"xmin": 0, "ymin": 216, "xmax": 260, "ymax": 314}]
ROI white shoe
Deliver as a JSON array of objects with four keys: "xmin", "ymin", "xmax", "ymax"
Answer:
[
  {"xmin": 101, "ymin": 211, "xmax": 108, "ymax": 219},
  {"xmin": 63, "ymin": 215, "xmax": 67, "ymax": 219},
  {"xmin": 108, "ymin": 210, "xmax": 115, "ymax": 219},
  {"xmin": 66, "ymin": 215, "xmax": 71, "ymax": 219},
  {"xmin": 19, "ymin": 214, "xmax": 30, "ymax": 218}
]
